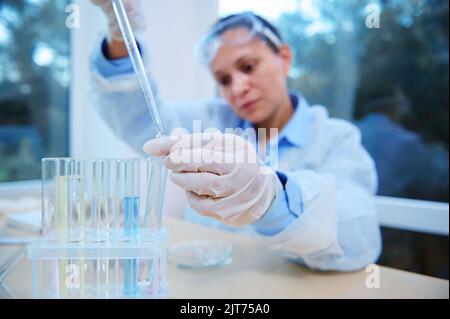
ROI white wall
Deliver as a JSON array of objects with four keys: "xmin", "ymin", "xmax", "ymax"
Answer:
[{"xmin": 143, "ymin": 1, "xmax": 218, "ymax": 102}]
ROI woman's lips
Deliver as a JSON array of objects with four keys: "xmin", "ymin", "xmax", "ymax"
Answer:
[{"xmin": 241, "ymin": 98, "xmax": 261, "ymax": 111}]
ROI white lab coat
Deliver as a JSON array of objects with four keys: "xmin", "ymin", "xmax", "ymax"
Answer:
[{"xmin": 89, "ymin": 57, "xmax": 381, "ymax": 272}]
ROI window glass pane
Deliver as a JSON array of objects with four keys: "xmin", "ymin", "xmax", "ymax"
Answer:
[
  {"xmin": 0, "ymin": 0, "xmax": 70, "ymax": 182},
  {"xmin": 219, "ymin": 0, "xmax": 449, "ymax": 203},
  {"xmin": 219, "ymin": 0, "xmax": 449, "ymax": 280}
]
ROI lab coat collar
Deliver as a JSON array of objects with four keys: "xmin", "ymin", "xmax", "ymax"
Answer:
[
  {"xmin": 242, "ymin": 92, "xmax": 311, "ymax": 148},
  {"xmin": 279, "ymin": 93, "xmax": 311, "ymax": 148}
]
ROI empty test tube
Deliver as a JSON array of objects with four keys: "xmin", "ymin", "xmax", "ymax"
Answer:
[
  {"xmin": 108, "ymin": 160, "xmax": 123, "ymax": 298},
  {"xmin": 109, "ymin": 160, "xmax": 123, "ymax": 240},
  {"xmin": 91, "ymin": 160, "xmax": 110, "ymax": 242},
  {"xmin": 67, "ymin": 159, "xmax": 85, "ymax": 242},
  {"xmin": 144, "ymin": 157, "xmax": 168, "ymax": 235},
  {"xmin": 138, "ymin": 157, "xmax": 167, "ymax": 297}
]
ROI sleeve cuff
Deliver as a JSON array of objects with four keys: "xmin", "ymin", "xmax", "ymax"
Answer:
[
  {"xmin": 252, "ymin": 169, "xmax": 305, "ymax": 236},
  {"xmin": 91, "ymin": 38, "xmax": 136, "ymax": 78},
  {"xmin": 281, "ymin": 169, "xmax": 304, "ymax": 216}
]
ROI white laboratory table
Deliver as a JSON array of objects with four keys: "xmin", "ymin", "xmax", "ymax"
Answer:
[{"xmin": 0, "ymin": 216, "xmax": 448, "ymax": 299}]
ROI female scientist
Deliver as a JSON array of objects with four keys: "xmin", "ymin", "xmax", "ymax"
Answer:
[{"xmin": 90, "ymin": 0, "xmax": 381, "ymax": 271}]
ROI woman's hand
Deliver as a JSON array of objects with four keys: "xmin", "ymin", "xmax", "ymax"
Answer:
[
  {"xmin": 90, "ymin": 0, "xmax": 146, "ymax": 43},
  {"xmin": 144, "ymin": 133, "xmax": 282, "ymax": 227}
]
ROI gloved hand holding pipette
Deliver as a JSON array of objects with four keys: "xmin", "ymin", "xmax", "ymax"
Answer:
[
  {"xmin": 91, "ymin": 0, "xmax": 146, "ymax": 42},
  {"xmin": 93, "ymin": 0, "xmax": 166, "ymax": 137},
  {"xmin": 143, "ymin": 133, "xmax": 283, "ymax": 227}
]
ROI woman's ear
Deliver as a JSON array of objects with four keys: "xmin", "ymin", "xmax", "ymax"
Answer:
[{"xmin": 277, "ymin": 44, "xmax": 292, "ymax": 76}]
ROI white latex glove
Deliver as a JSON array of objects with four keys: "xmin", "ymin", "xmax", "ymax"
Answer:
[
  {"xmin": 91, "ymin": 0, "xmax": 146, "ymax": 42},
  {"xmin": 143, "ymin": 133, "xmax": 282, "ymax": 227}
]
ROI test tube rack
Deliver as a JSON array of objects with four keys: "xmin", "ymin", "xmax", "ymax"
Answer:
[{"xmin": 27, "ymin": 158, "xmax": 168, "ymax": 299}]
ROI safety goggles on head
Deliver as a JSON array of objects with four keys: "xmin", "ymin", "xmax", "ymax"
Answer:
[{"xmin": 196, "ymin": 12, "xmax": 283, "ymax": 65}]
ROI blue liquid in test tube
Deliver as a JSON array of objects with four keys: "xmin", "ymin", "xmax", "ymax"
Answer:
[
  {"xmin": 123, "ymin": 259, "xmax": 138, "ymax": 296},
  {"xmin": 124, "ymin": 196, "xmax": 139, "ymax": 237},
  {"xmin": 123, "ymin": 194, "xmax": 139, "ymax": 295}
]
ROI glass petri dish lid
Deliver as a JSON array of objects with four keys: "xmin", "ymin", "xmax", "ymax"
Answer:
[{"xmin": 167, "ymin": 239, "xmax": 234, "ymax": 269}]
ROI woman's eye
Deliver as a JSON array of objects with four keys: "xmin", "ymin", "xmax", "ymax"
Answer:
[
  {"xmin": 242, "ymin": 63, "xmax": 255, "ymax": 74},
  {"xmin": 219, "ymin": 76, "xmax": 231, "ymax": 86}
]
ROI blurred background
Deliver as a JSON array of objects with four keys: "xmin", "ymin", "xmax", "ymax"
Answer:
[{"xmin": 0, "ymin": 0, "xmax": 448, "ymax": 279}]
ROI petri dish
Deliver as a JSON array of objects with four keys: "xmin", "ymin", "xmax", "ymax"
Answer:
[{"xmin": 167, "ymin": 239, "xmax": 234, "ymax": 269}]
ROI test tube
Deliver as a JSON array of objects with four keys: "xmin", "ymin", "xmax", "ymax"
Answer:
[
  {"xmin": 43, "ymin": 159, "xmax": 86, "ymax": 298},
  {"xmin": 95, "ymin": 258, "xmax": 109, "ymax": 298},
  {"xmin": 42, "ymin": 158, "xmax": 85, "ymax": 242},
  {"xmin": 123, "ymin": 159, "xmax": 140, "ymax": 238},
  {"xmin": 108, "ymin": 160, "xmax": 122, "ymax": 240},
  {"xmin": 122, "ymin": 159, "xmax": 140, "ymax": 296},
  {"xmin": 92, "ymin": 160, "xmax": 110, "ymax": 242},
  {"xmin": 78, "ymin": 159, "xmax": 108, "ymax": 297},
  {"xmin": 83, "ymin": 257, "xmax": 109, "ymax": 298},
  {"xmin": 136, "ymin": 157, "xmax": 167, "ymax": 297},
  {"xmin": 42, "ymin": 158, "xmax": 58, "ymax": 240},
  {"xmin": 107, "ymin": 160, "xmax": 126, "ymax": 297},
  {"xmin": 83, "ymin": 159, "xmax": 110, "ymax": 242},
  {"xmin": 111, "ymin": 258, "xmax": 120, "ymax": 298},
  {"xmin": 143, "ymin": 157, "xmax": 168, "ymax": 235},
  {"xmin": 68, "ymin": 159, "xmax": 85, "ymax": 242}
]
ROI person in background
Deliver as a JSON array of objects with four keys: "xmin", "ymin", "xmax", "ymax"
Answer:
[
  {"xmin": 356, "ymin": 89, "xmax": 449, "ymax": 278},
  {"xmin": 356, "ymin": 89, "xmax": 448, "ymax": 201}
]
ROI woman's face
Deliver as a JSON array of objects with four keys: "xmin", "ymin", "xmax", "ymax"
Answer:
[{"xmin": 210, "ymin": 28, "xmax": 292, "ymax": 125}]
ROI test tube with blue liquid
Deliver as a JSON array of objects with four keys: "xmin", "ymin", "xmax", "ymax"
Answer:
[
  {"xmin": 123, "ymin": 159, "xmax": 140, "ymax": 296},
  {"xmin": 124, "ymin": 159, "xmax": 140, "ymax": 238}
]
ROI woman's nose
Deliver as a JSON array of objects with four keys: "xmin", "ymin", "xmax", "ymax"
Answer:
[{"xmin": 231, "ymin": 74, "xmax": 250, "ymax": 97}]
